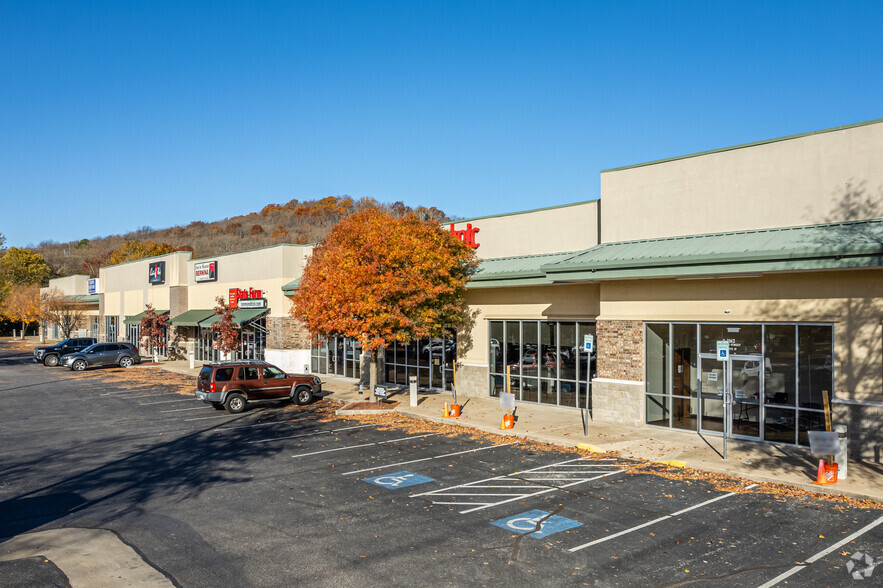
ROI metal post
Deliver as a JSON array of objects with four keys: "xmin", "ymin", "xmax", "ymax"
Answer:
[
  {"xmin": 409, "ymin": 375, "xmax": 418, "ymax": 407},
  {"xmin": 188, "ymin": 350, "xmax": 194, "ymax": 370},
  {"xmin": 834, "ymin": 424, "xmax": 848, "ymax": 479},
  {"xmin": 723, "ymin": 359, "xmax": 730, "ymax": 460}
]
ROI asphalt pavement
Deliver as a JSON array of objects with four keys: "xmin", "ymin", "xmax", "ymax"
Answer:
[{"xmin": 1, "ymin": 342, "xmax": 881, "ymax": 587}]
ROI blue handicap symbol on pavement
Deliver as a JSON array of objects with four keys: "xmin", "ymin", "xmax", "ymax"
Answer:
[
  {"xmin": 363, "ymin": 471, "xmax": 434, "ymax": 489},
  {"xmin": 491, "ymin": 509, "xmax": 582, "ymax": 539}
]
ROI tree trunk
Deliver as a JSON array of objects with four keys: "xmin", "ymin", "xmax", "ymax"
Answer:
[{"xmin": 368, "ymin": 351, "xmax": 378, "ymax": 402}]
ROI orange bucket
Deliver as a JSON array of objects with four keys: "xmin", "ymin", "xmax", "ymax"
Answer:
[
  {"xmin": 502, "ymin": 414, "xmax": 514, "ymax": 429},
  {"xmin": 449, "ymin": 404, "xmax": 461, "ymax": 417},
  {"xmin": 813, "ymin": 461, "xmax": 839, "ymax": 485}
]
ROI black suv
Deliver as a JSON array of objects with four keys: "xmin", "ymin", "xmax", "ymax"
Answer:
[
  {"xmin": 33, "ymin": 338, "xmax": 97, "ymax": 366},
  {"xmin": 62, "ymin": 342, "xmax": 141, "ymax": 371}
]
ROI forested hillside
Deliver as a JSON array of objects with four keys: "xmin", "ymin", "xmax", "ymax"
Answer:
[{"xmin": 33, "ymin": 196, "xmax": 452, "ymax": 279}]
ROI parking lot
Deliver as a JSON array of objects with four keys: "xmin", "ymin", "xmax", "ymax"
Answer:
[{"xmin": 0, "ymin": 344, "xmax": 880, "ymax": 587}]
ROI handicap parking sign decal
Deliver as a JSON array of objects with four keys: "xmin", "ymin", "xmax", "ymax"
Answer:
[
  {"xmin": 491, "ymin": 509, "xmax": 582, "ymax": 539},
  {"xmin": 363, "ymin": 471, "xmax": 434, "ymax": 489}
]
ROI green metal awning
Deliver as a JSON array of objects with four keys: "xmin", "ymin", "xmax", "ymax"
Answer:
[
  {"xmin": 281, "ymin": 278, "xmax": 301, "ymax": 295},
  {"xmin": 198, "ymin": 308, "xmax": 268, "ymax": 327},
  {"xmin": 170, "ymin": 309, "xmax": 216, "ymax": 327},
  {"xmin": 540, "ymin": 218, "xmax": 883, "ymax": 282},
  {"xmin": 124, "ymin": 310, "xmax": 169, "ymax": 325},
  {"xmin": 465, "ymin": 251, "xmax": 585, "ymax": 289},
  {"xmin": 68, "ymin": 294, "xmax": 99, "ymax": 304}
]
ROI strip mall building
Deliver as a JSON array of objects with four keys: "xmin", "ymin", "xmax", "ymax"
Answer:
[{"xmin": 46, "ymin": 120, "xmax": 882, "ymax": 459}]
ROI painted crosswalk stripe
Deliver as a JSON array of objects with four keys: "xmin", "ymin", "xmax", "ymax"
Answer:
[{"xmin": 410, "ymin": 457, "xmax": 624, "ymax": 513}]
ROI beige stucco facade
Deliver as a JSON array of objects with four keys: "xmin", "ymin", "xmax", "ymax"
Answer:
[
  {"xmin": 185, "ymin": 244, "xmax": 311, "ymax": 318},
  {"xmin": 41, "ymin": 274, "xmax": 100, "ymax": 338},
  {"xmin": 600, "ymin": 119, "xmax": 883, "ymax": 243},
  {"xmin": 449, "ymin": 200, "xmax": 600, "ymax": 259},
  {"xmin": 100, "ymin": 250, "xmax": 191, "ymax": 321}
]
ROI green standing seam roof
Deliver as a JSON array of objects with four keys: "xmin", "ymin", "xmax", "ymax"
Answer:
[
  {"xmin": 68, "ymin": 294, "xmax": 99, "ymax": 304},
  {"xmin": 540, "ymin": 218, "xmax": 883, "ymax": 281},
  {"xmin": 281, "ymin": 278, "xmax": 301, "ymax": 295},
  {"xmin": 467, "ymin": 251, "xmax": 585, "ymax": 288},
  {"xmin": 124, "ymin": 310, "xmax": 169, "ymax": 325},
  {"xmin": 198, "ymin": 308, "xmax": 268, "ymax": 327},
  {"xmin": 170, "ymin": 309, "xmax": 216, "ymax": 326}
]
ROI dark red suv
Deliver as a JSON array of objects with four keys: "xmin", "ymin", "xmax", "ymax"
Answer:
[{"xmin": 195, "ymin": 360, "xmax": 323, "ymax": 414}]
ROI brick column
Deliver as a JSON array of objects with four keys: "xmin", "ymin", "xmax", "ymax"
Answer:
[{"xmin": 591, "ymin": 319, "xmax": 646, "ymax": 426}]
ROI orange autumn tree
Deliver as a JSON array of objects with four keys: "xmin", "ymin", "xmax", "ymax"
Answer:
[
  {"xmin": 1, "ymin": 284, "xmax": 42, "ymax": 338},
  {"xmin": 291, "ymin": 207, "xmax": 477, "ymax": 389}
]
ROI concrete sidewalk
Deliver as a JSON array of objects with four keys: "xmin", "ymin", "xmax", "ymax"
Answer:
[{"xmin": 155, "ymin": 359, "xmax": 882, "ymax": 504}]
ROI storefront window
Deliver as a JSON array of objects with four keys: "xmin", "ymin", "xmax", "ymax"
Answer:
[
  {"xmin": 798, "ymin": 325, "xmax": 833, "ymax": 410},
  {"xmin": 645, "ymin": 322, "xmax": 833, "ymax": 447},
  {"xmin": 489, "ymin": 320, "xmax": 595, "ymax": 408},
  {"xmin": 313, "ymin": 334, "xmax": 363, "ymax": 380},
  {"xmin": 104, "ymin": 316, "xmax": 119, "ymax": 343}
]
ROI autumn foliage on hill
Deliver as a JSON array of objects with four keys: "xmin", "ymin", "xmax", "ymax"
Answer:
[
  {"xmin": 291, "ymin": 207, "xmax": 477, "ymax": 368},
  {"xmin": 33, "ymin": 195, "xmax": 452, "ymax": 279}
]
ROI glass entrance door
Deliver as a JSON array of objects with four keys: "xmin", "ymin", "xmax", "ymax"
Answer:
[
  {"xmin": 698, "ymin": 353, "xmax": 763, "ymax": 440},
  {"xmin": 698, "ymin": 352, "xmax": 725, "ymax": 434},
  {"xmin": 729, "ymin": 354, "xmax": 763, "ymax": 439}
]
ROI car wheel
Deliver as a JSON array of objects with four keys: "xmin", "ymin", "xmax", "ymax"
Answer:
[
  {"xmin": 211, "ymin": 402, "xmax": 225, "ymax": 410},
  {"xmin": 293, "ymin": 386, "xmax": 313, "ymax": 406},
  {"xmin": 72, "ymin": 360, "xmax": 87, "ymax": 372},
  {"xmin": 224, "ymin": 393, "xmax": 246, "ymax": 414},
  {"xmin": 119, "ymin": 356, "xmax": 134, "ymax": 368},
  {"xmin": 43, "ymin": 355, "xmax": 59, "ymax": 367}
]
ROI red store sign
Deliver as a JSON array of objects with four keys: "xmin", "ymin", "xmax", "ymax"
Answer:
[
  {"xmin": 228, "ymin": 287, "xmax": 264, "ymax": 306},
  {"xmin": 450, "ymin": 223, "xmax": 480, "ymax": 248}
]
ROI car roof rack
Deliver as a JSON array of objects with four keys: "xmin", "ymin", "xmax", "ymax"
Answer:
[{"xmin": 210, "ymin": 359, "xmax": 271, "ymax": 366}]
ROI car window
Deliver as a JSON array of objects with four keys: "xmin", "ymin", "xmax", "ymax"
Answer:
[
  {"xmin": 198, "ymin": 366, "xmax": 212, "ymax": 381},
  {"xmin": 215, "ymin": 368, "xmax": 234, "ymax": 382},
  {"xmin": 91, "ymin": 344, "xmax": 107, "ymax": 353},
  {"xmin": 59, "ymin": 339, "xmax": 73, "ymax": 347},
  {"xmin": 106, "ymin": 344, "xmax": 121, "ymax": 351},
  {"xmin": 238, "ymin": 367, "xmax": 260, "ymax": 380},
  {"xmin": 262, "ymin": 366, "xmax": 285, "ymax": 379}
]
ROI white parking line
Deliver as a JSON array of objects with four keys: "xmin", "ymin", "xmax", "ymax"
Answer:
[
  {"xmin": 216, "ymin": 417, "xmax": 310, "ymax": 430},
  {"xmin": 342, "ymin": 442, "xmax": 517, "ymax": 475},
  {"xmin": 568, "ymin": 484, "xmax": 758, "ymax": 552},
  {"xmin": 160, "ymin": 407, "xmax": 206, "ymax": 413},
  {"xmin": 248, "ymin": 423, "xmax": 377, "ymax": 444},
  {"xmin": 755, "ymin": 514, "xmax": 883, "ymax": 588},
  {"xmin": 117, "ymin": 392, "xmax": 182, "ymax": 399},
  {"xmin": 139, "ymin": 398, "xmax": 199, "ymax": 405},
  {"xmin": 100, "ymin": 389, "xmax": 154, "ymax": 396},
  {"xmin": 290, "ymin": 433, "xmax": 436, "ymax": 458},
  {"xmin": 410, "ymin": 457, "xmax": 624, "ymax": 514},
  {"xmin": 184, "ymin": 414, "xmax": 237, "ymax": 421}
]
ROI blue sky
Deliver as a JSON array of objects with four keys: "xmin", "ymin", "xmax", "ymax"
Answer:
[{"xmin": 2, "ymin": 1, "xmax": 881, "ymax": 247}]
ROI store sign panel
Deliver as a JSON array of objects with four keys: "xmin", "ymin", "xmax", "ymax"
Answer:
[
  {"xmin": 149, "ymin": 261, "xmax": 165, "ymax": 284},
  {"xmin": 87, "ymin": 278, "xmax": 99, "ymax": 294},
  {"xmin": 194, "ymin": 261, "xmax": 218, "ymax": 282},
  {"xmin": 229, "ymin": 287, "xmax": 264, "ymax": 306},
  {"xmin": 237, "ymin": 298, "xmax": 267, "ymax": 309},
  {"xmin": 450, "ymin": 223, "xmax": 480, "ymax": 248}
]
